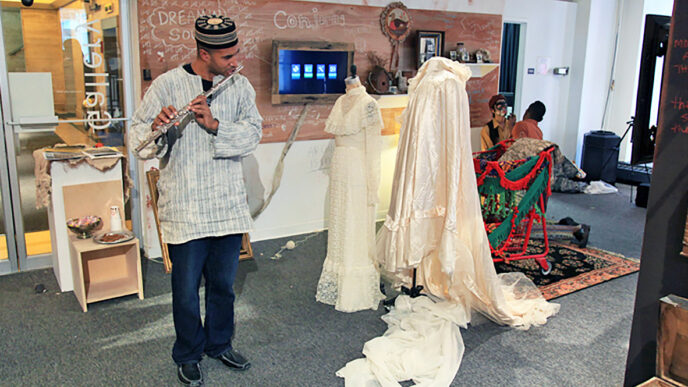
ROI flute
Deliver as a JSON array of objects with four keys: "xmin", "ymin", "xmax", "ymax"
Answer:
[{"xmin": 134, "ymin": 64, "xmax": 244, "ymax": 154}]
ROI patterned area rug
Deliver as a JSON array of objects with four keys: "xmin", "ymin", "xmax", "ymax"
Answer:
[{"xmin": 494, "ymin": 240, "xmax": 639, "ymax": 300}]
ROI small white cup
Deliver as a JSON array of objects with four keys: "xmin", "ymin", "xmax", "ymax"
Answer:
[{"xmin": 109, "ymin": 205, "xmax": 122, "ymax": 232}]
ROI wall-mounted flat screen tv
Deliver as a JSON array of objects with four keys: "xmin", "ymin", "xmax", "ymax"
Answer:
[{"xmin": 272, "ymin": 40, "xmax": 354, "ymax": 105}]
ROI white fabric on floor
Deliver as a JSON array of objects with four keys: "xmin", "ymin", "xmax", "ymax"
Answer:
[
  {"xmin": 584, "ymin": 180, "xmax": 619, "ymax": 194},
  {"xmin": 337, "ymin": 295, "xmax": 467, "ymax": 387}
]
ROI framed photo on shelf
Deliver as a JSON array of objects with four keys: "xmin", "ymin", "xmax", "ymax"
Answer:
[{"xmin": 417, "ymin": 30, "xmax": 444, "ymax": 68}]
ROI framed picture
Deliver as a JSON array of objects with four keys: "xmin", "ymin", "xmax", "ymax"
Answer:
[{"xmin": 417, "ymin": 30, "xmax": 444, "ymax": 68}]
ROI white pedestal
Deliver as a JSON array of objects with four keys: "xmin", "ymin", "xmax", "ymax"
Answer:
[{"xmin": 48, "ymin": 160, "xmax": 123, "ymax": 292}]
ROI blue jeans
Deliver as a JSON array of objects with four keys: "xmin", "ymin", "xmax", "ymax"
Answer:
[{"xmin": 168, "ymin": 234, "xmax": 242, "ymax": 364}]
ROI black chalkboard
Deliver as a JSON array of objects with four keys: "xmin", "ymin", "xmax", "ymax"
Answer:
[{"xmin": 625, "ymin": 1, "xmax": 688, "ymax": 385}]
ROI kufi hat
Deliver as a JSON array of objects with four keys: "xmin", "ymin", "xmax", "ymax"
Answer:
[{"xmin": 194, "ymin": 15, "xmax": 238, "ymax": 49}]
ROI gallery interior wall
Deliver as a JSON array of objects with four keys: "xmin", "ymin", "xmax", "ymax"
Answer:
[
  {"xmin": 132, "ymin": 0, "xmax": 509, "ymax": 248},
  {"xmin": 130, "ymin": 0, "xmax": 670, "ymax": 251},
  {"xmin": 503, "ymin": 0, "xmax": 576, "ymax": 157},
  {"xmin": 249, "ymin": 0, "xmax": 585, "ymax": 242},
  {"xmin": 570, "ymin": 0, "xmax": 674, "ymax": 164}
]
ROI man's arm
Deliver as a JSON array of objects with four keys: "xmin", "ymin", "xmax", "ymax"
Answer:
[
  {"xmin": 128, "ymin": 78, "xmax": 169, "ymax": 160},
  {"xmin": 213, "ymin": 77, "xmax": 263, "ymax": 158}
]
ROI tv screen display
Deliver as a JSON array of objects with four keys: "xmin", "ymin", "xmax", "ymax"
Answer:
[
  {"xmin": 272, "ymin": 41, "xmax": 354, "ymax": 105},
  {"xmin": 278, "ymin": 49, "xmax": 347, "ymax": 94}
]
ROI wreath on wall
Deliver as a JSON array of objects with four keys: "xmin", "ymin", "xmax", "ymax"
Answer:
[{"xmin": 380, "ymin": 2, "xmax": 412, "ymax": 72}]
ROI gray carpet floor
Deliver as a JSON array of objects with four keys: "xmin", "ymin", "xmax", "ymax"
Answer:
[{"xmin": 0, "ymin": 185, "xmax": 646, "ymax": 386}]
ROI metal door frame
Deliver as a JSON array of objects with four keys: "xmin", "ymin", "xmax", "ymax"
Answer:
[{"xmin": 0, "ymin": 1, "xmax": 141, "ymax": 275}]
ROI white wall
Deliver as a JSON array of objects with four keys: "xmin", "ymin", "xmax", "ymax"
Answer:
[
  {"xmin": 248, "ymin": 135, "xmax": 399, "ymax": 242},
  {"xmin": 503, "ymin": 0, "xmax": 578, "ymax": 156},
  {"xmin": 570, "ymin": 0, "xmax": 674, "ymax": 164},
  {"xmin": 572, "ymin": 0, "xmax": 620, "ymax": 163},
  {"xmin": 136, "ymin": 0, "xmax": 642, "ymax": 251},
  {"xmin": 563, "ymin": 0, "xmax": 590, "ymax": 162},
  {"xmin": 605, "ymin": 0, "xmax": 644, "ymax": 162}
]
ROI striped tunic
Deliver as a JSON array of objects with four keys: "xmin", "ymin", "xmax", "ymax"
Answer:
[{"xmin": 129, "ymin": 66, "xmax": 263, "ymax": 244}]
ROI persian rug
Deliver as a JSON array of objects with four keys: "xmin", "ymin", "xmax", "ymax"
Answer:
[{"xmin": 494, "ymin": 240, "xmax": 640, "ymax": 300}]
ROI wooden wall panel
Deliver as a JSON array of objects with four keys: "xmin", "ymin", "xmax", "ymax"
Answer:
[
  {"xmin": 137, "ymin": 1, "xmax": 501, "ymax": 142},
  {"xmin": 21, "ymin": 8, "xmax": 66, "ymax": 112}
]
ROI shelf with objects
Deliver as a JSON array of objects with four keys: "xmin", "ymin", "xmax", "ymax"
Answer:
[{"xmin": 62, "ymin": 179, "xmax": 142, "ymax": 312}]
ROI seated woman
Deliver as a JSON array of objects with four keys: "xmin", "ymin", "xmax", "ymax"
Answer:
[
  {"xmin": 480, "ymin": 94, "xmax": 515, "ymax": 150},
  {"xmin": 512, "ymin": 101, "xmax": 546, "ymax": 140}
]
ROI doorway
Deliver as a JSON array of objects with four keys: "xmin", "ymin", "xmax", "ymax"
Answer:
[
  {"xmin": 0, "ymin": 1, "xmax": 130, "ymax": 275},
  {"xmin": 500, "ymin": 22, "xmax": 526, "ymax": 116}
]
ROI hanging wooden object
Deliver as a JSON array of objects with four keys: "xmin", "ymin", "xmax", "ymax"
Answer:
[{"xmin": 380, "ymin": 2, "xmax": 412, "ymax": 72}]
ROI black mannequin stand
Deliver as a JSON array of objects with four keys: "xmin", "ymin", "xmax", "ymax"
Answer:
[{"xmin": 382, "ymin": 268, "xmax": 425, "ymax": 308}]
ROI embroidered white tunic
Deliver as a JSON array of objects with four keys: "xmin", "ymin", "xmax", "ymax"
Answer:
[{"xmin": 129, "ymin": 66, "xmax": 263, "ymax": 244}]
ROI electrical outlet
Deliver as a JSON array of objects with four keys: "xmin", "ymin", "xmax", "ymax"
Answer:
[{"xmin": 104, "ymin": 3, "xmax": 113, "ymax": 13}]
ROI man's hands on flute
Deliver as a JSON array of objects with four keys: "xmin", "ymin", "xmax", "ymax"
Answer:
[
  {"xmin": 153, "ymin": 105, "xmax": 179, "ymax": 131},
  {"xmin": 152, "ymin": 96, "xmax": 218, "ymax": 133},
  {"xmin": 188, "ymin": 95, "xmax": 219, "ymax": 131}
]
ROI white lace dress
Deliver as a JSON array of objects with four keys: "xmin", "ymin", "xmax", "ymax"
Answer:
[{"xmin": 315, "ymin": 85, "xmax": 385, "ymax": 312}]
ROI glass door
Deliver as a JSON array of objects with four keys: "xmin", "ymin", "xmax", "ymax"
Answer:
[
  {"xmin": 0, "ymin": 104, "xmax": 14, "ymax": 275},
  {"xmin": 0, "ymin": 1, "xmax": 132, "ymax": 274}
]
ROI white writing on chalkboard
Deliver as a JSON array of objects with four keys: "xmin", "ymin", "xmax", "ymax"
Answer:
[{"xmin": 273, "ymin": 8, "xmax": 345, "ymax": 30}]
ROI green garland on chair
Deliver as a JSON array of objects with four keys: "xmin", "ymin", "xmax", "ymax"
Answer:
[{"xmin": 475, "ymin": 149, "xmax": 552, "ymax": 253}]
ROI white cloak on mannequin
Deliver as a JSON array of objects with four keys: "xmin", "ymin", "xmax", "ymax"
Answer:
[{"xmin": 376, "ymin": 57, "xmax": 558, "ymax": 327}]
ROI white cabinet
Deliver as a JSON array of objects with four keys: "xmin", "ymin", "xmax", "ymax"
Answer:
[{"xmin": 47, "ymin": 159, "xmax": 123, "ymax": 292}]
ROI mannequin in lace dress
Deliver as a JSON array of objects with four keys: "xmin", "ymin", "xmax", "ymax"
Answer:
[{"xmin": 315, "ymin": 74, "xmax": 385, "ymax": 312}]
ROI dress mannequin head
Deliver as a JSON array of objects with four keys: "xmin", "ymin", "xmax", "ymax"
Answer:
[{"xmin": 345, "ymin": 75, "xmax": 361, "ymax": 91}]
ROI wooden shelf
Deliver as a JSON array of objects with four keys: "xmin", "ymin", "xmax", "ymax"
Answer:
[
  {"xmin": 86, "ymin": 277, "xmax": 140, "ymax": 303},
  {"xmin": 69, "ymin": 236, "xmax": 143, "ymax": 312},
  {"xmin": 466, "ymin": 63, "xmax": 499, "ymax": 78}
]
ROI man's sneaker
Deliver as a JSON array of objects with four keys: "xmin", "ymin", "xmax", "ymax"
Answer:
[
  {"xmin": 177, "ymin": 362, "xmax": 203, "ymax": 386},
  {"xmin": 214, "ymin": 349, "xmax": 251, "ymax": 371}
]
